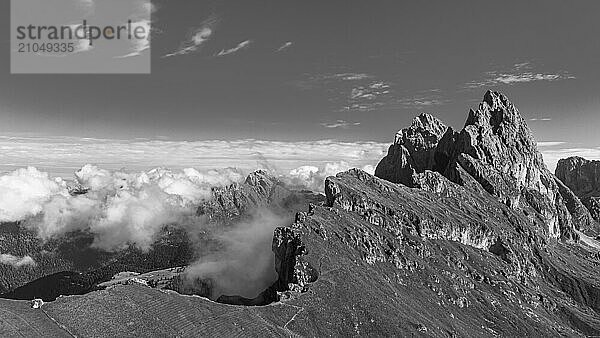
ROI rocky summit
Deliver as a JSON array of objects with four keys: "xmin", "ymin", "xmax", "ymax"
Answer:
[
  {"xmin": 2, "ymin": 91, "xmax": 600, "ymax": 337},
  {"xmin": 376, "ymin": 90, "xmax": 598, "ymax": 239},
  {"xmin": 557, "ymin": 156, "xmax": 600, "ymax": 223}
]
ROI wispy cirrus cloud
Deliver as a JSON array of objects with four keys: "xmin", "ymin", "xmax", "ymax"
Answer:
[
  {"xmin": 115, "ymin": 1, "xmax": 157, "ymax": 58},
  {"xmin": 163, "ymin": 15, "xmax": 218, "ymax": 58},
  {"xmin": 320, "ymin": 120, "xmax": 361, "ymax": 129},
  {"xmin": 293, "ymin": 71, "xmax": 451, "ymax": 113},
  {"xmin": 217, "ymin": 40, "xmax": 252, "ymax": 57},
  {"xmin": 347, "ymin": 87, "xmax": 449, "ymax": 112},
  {"xmin": 333, "ymin": 73, "xmax": 372, "ymax": 81},
  {"xmin": 351, "ymin": 82, "xmax": 391, "ymax": 100},
  {"xmin": 529, "ymin": 117, "xmax": 553, "ymax": 122},
  {"xmin": 465, "ymin": 62, "xmax": 575, "ymax": 89},
  {"xmin": 342, "ymin": 81, "xmax": 393, "ymax": 112},
  {"xmin": 291, "ymin": 73, "xmax": 398, "ymax": 112},
  {"xmin": 291, "ymin": 72, "xmax": 373, "ymax": 90},
  {"xmin": 395, "ymin": 89, "xmax": 449, "ymax": 108},
  {"xmin": 399, "ymin": 98, "xmax": 446, "ymax": 107},
  {"xmin": 276, "ymin": 41, "xmax": 293, "ymax": 52},
  {"xmin": 115, "ymin": 20, "xmax": 152, "ymax": 58}
]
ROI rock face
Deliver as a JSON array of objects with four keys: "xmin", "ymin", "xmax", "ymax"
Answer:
[
  {"xmin": 556, "ymin": 157, "xmax": 600, "ymax": 196},
  {"xmin": 376, "ymin": 90, "xmax": 598, "ymax": 238},
  {"xmin": 587, "ymin": 198, "xmax": 600, "ymax": 223},
  {"xmin": 374, "ymin": 113, "xmax": 456, "ymax": 187},
  {"xmin": 271, "ymin": 222, "xmax": 319, "ymax": 293},
  {"xmin": 556, "ymin": 157, "xmax": 600, "ymax": 222},
  {"xmin": 554, "ymin": 177, "xmax": 598, "ymax": 234},
  {"xmin": 197, "ymin": 170, "xmax": 323, "ymax": 223},
  {"xmin": 196, "ymin": 170, "xmax": 284, "ymax": 221}
]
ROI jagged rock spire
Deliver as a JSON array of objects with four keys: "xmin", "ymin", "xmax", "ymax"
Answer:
[
  {"xmin": 375, "ymin": 113, "xmax": 456, "ymax": 187},
  {"xmin": 375, "ymin": 90, "xmax": 598, "ymax": 239}
]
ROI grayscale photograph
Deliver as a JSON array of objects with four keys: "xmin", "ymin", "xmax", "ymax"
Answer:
[{"xmin": 1, "ymin": 0, "xmax": 600, "ymax": 336}]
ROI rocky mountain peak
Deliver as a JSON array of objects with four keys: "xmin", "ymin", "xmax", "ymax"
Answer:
[
  {"xmin": 244, "ymin": 169, "xmax": 274, "ymax": 185},
  {"xmin": 482, "ymin": 90, "xmax": 519, "ymax": 120},
  {"xmin": 376, "ymin": 90, "xmax": 598, "ymax": 239},
  {"xmin": 375, "ymin": 113, "xmax": 456, "ymax": 187},
  {"xmin": 244, "ymin": 169, "xmax": 279, "ymax": 196},
  {"xmin": 394, "ymin": 113, "xmax": 448, "ymax": 147},
  {"xmin": 198, "ymin": 170, "xmax": 284, "ymax": 221},
  {"xmin": 459, "ymin": 90, "xmax": 541, "ymax": 170}
]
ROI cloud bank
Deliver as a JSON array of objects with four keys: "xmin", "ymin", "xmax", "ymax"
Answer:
[
  {"xmin": 0, "ymin": 254, "xmax": 36, "ymax": 268},
  {"xmin": 184, "ymin": 209, "xmax": 286, "ymax": 299},
  {"xmin": 285, "ymin": 161, "xmax": 375, "ymax": 192},
  {"xmin": 0, "ymin": 167, "xmax": 66, "ymax": 223},
  {"xmin": 0, "ymin": 165, "xmax": 245, "ymax": 251},
  {"xmin": 0, "ymin": 137, "xmax": 388, "ymax": 179}
]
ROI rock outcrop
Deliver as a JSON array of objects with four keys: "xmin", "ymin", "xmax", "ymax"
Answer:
[
  {"xmin": 271, "ymin": 222, "xmax": 318, "ymax": 293},
  {"xmin": 587, "ymin": 198, "xmax": 600, "ymax": 223},
  {"xmin": 196, "ymin": 170, "xmax": 323, "ymax": 223},
  {"xmin": 376, "ymin": 90, "xmax": 597, "ymax": 238},
  {"xmin": 556, "ymin": 157, "xmax": 600, "ymax": 196},
  {"xmin": 555, "ymin": 177, "xmax": 598, "ymax": 234},
  {"xmin": 374, "ymin": 113, "xmax": 456, "ymax": 187},
  {"xmin": 556, "ymin": 157, "xmax": 600, "ymax": 223},
  {"xmin": 195, "ymin": 170, "xmax": 284, "ymax": 220}
]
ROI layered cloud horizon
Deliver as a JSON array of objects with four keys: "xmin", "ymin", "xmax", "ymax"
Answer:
[{"xmin": 0, "ymin": 136, "xmax": 388, "ymax": 178}]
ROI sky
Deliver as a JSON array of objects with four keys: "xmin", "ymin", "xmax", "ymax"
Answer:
[{"xmin": 0, "ymin": 0, "xmax": 599, "ymax": 176}]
